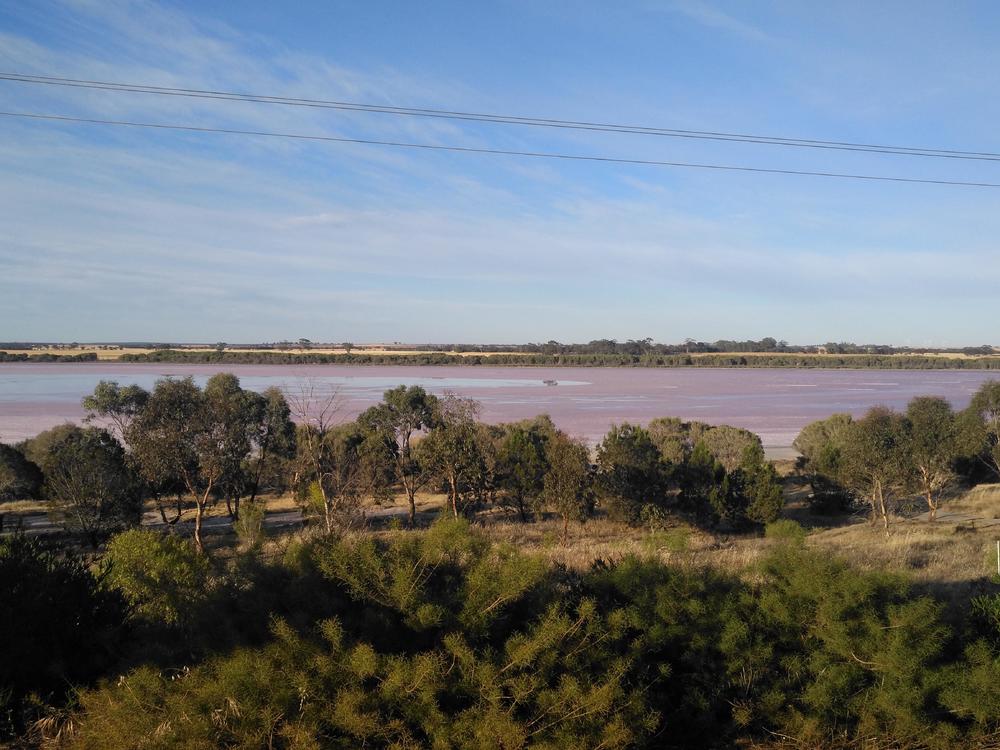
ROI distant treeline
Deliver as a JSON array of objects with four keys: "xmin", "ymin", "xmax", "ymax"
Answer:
[
  {"xmin": 6, "ymin": 337, "xmax": 997, "ymax": 358},
  {"xmin": 117, "ymin": 349, "xmax": 1000, "ymax": 369},
  {"xmin": 0, "ymin": 351, "xmax": 98, "ymax": 362},
  {"xmin": 402, "ymin": 336, "xmax": 997, "ymax": 356}
]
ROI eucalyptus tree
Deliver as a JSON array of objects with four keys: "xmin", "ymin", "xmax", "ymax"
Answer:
[
  {"xmin": 295, "ymin": 421, "xmax": 381, "ymax": 532},
  {"xmin": 793, "ymin": 413, "xmax": 854, "ymax": 472},
  {"xmin": 128, "ymin": 375, "xmax": 261, "ymax": 553},
  {"xmin": 678, "ymin": 441, "xmax": 727, "ymax": 525},
  {"xmin": 0, "ymin": 443, "xmax": 42, "ymax": 503},
  {"xmin": 203, "ymin": 374, "xmax": 271, "ymax": 522},
  {"xmin": 26, "ymin": 425, "xmax": 139, "ymax": 546},
  {"xmin": 700, "ymin": 425, "xmax": 763, "ymax": 473},
  {"xmin": 418, "ymin": 395, "xmax": 483, "ymax": 518},
  {"xmin": 541, "ymin": 431, "xmax": 594, "ymax": 542},
  {"xmin": 792, "ymin": 413, "xmax": 855, "ymax": 512},
  {"xmin": 127, "ymin": 378, "xmax": 202, "ymax": 527},
  {"xmin": 288, "ymin": 380, "xmax": 343, "ymax": 532},
  {"xmin": 83, "ymin": 380, "xmax": 198, "ymax": 526},
  {"xmin": 840, "ymin": 407, "xmax": 912, "ymax": 533},
  {"xmin": 81, "ymin": 380, "xmax": 149, "ymax": 445},
  {"xmin": 213, "ymin": 385, "xmax": 296, "ymax": 521},
  {"xmin": 244, "ymin": 386, "xmax": 296, "ymax": 507},
  {"xmin": 730, "ymin": 443, "xmax": 784, "ymax": 526},
  {"xmin": 905, "ymin": 396, "xmax": 961, "ymax": 521},
  {"xmin": 132, "ymin": 376, "xmax": 215, "ymax": 550},
  {"xmin": 646, "ymin": 417, "xmax": 713, "ymax": 466},
  {"xmin": 495, "ymin": 419, "xmax": 552, "ymax": 521},
  {"xmin": 358, "ymin": 385, "xmax": 439, "ymax": 526},
  {"xmin": 469, "ymin": 422, "xmax": 503, "ymax": 507},
  {"xmin": 646, "ymin": 417, "xmax": 692, "ymax": 465},
  {"xmin": 967, "ymin": 380, "xmax": 1000, "ymax": 479}
]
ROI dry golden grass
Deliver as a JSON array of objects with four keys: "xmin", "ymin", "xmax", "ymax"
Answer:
[
  {"xmin": 470, "ymin": 484, "xmax": 1000, "ymax": 595},
  {"xmin": 0, "ymin": 499, "xmax": 48, "ymax": 515},
  {"xmin": 807, "ymin": 521, "xmax": 991, "ymax": 585},
  {"xmin": 241, "ymin": 483, "xmax": 1000, "ymax": 594},
  {"xmin": 7, "ymin": 477, "xmax": 998, "ymax": 599}
]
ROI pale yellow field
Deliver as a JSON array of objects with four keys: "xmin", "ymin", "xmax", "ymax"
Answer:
[
  {"xmin": 475, "ymin": 484, "xmax": 1000, "ymax": 594},
  {"xmin": 2, "ymin": 346, "xmax": 152, "ymax": 360},
  {"xmin": 5, "ymin": 345, "xmax": 998, "ymax": 362},
  {"xmin": 2, "ymin": 345, "xmax": 530, "ymax": 360}
]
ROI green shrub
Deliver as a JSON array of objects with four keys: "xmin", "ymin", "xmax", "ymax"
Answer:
[
  {"xmin": 0, "ymin": 536, "xmax": 125, "ymax": 739},
  {"xmin": 100, "ymin": 529, "xmax": 209, "ymax": 627},
  {"xmin": 765, "ymin": 518, "xmax": 807, "ymax": 543},
  {"xmin": 643, "ymin": 526, "xmax": 690, "ymax": 554},
  {"xmin": 234, "ymin": 500, "xmax": 266, "ymax": 552},
  {"xmin": 311, "ymin": 517, "xmax": 548, "ymax": 635},
  {"xmin": 969, "ymin": 593, "xmax": 1000, "ymax": 642},
  {"xmin": 15, "ymin": 521, "xmax": 1000, "ymax": 748},
  {"xmin": 752, "ymin": 545, "xmax": 957, "ymax": 747},
  {"xmin": 0, "ymin": 443, "xmax": 42, "ymax": 502}
]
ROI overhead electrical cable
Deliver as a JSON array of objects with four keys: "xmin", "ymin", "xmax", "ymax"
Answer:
[
  {"xmin": 3, "ymin": 110, "xmax": 999, "ymax": 188},
  {"xmin": 2, "ymin": 72, "xmax": 1000, "ymax": 163}
]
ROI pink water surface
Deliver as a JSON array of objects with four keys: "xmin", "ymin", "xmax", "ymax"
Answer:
[{"xmin": 1, "ymin": 363, "xmax": 995, "ymax": 450}]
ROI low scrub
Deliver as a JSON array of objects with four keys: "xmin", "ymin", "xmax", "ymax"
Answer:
[{"xmin": 24, "ymin": 520, "xmax": 1000, "ymax": 749}]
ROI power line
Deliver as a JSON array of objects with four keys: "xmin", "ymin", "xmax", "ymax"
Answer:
[
  {"xmin": 3, "ymin": 109, "xmax": 999, "ymax": 188},
  {"xmin": 2, "ymin": 71, "xmax": 999, "ymax": 163}
]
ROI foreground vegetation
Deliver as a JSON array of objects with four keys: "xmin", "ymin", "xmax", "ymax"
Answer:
[
  {"xmin": 3, "ymin": 518, "xmax": 1000, "ymax": 749},
  {"xmin": 4, "ymin": 376, "xmax": 1000, "ymax": 747}
]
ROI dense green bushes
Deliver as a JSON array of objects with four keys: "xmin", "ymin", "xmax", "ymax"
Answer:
[
  {"xmin": 99, "ymin": 529, "xmax": 209, "ymax": 627},
  {"xmin": 23, "ymin": 425, "xmax": 141, "ymax": 545},
  {"xmin": 0, "ymin": 351, "xmax": 98, "ymax": 362},
  {"xmin": 35, "ymin": 520, "xmax": 1000, "ymax": 748},
  {"xmin": 602, "ymin": 420, "xmax": 784, "ymax": 530},
  {"xmin": 0, "ymin": 536, "xmax": 126, "ymax": 739},
  {"xmin": 0, "ymin": 443, "xmax": 42, "ymax": 503}
]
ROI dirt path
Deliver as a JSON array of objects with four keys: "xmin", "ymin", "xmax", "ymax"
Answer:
[{"xmin": 1, "ymin": 502, "xmax": 431, "ymax": 538}]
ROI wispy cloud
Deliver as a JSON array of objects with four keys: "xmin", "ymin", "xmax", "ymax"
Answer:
[{"xmin": 655, "ymin": 0, "xmax": 774, "ymax": 43}]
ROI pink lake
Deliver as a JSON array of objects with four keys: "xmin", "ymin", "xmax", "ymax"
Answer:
[{"xmin": 1, "ymin": 363, "xmax": 996, "ymax": 454}]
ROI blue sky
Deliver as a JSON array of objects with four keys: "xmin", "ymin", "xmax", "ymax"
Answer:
[{"xmin": 1, "ymin": 0, "xmax": 998, "ymax": 345}]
